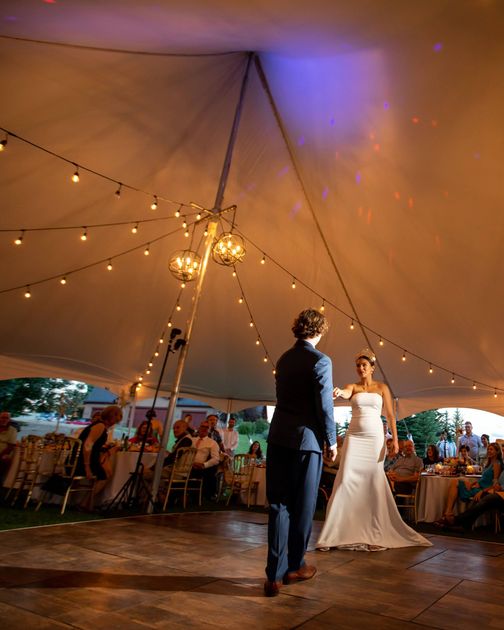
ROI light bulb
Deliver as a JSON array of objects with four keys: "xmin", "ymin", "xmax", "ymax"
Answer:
[
  {"xmin": 138, "ymin": 376, "xmax": 143, "ymax": 381},
  {"xmin": 24, "ymin": 286, "xmax": 31, "ymax": 298},
  {"xmin": 167, "ymin": 321, "xmax": 172, "ymax": 328},
  {"xmin": 256, "ymin": 339, "xmax": 260, "ymax": 346},
  {"xmin": 175, "ymin": 209, "xmax": 181, "ymax": 218},
  {"xmin": 379, "ymin": 338, "xmax": 384, "ymax": 346},
  {"xmin": 154, "ymin": 351, "xmax": 159, "ymax": 357},
  {"xmin": 144, "ymin": 245, "xmax": 150, "ymax": 256},
  {"xmin": 176, "ymin": 304, "xmax": 181, "ymax": 312},
  {"xmin": 494, "ymin": 390, "xmax": 498, "ymax": 398},
  {"xmin": 249, "ymin": 321, "xmax": 254, "ymax": 328},
  {"xmin": 196, "ymin": 213, "xmax": 202, "ymax": 221},
  {"xmin": 204, "ymin": 228, "xmax": 208, "ymax": 236},
  {"xmin": 146, "ymin": 369, "xmax": 151, "ymax": 375},
  {"xmin": 181, "ymin": 282, "xmax": 186, "ymax": 289},
  {"xmin": 320, "ymin": 301, "xmax": 325, "ymax": 312},
  {"xmin": 159, "ymin": 338, "xmax": 164, "ymax": 344},
  {"xmin": 350, "ymin": 320, "xmax": 354, "ymax": 330},
  {"xmin": 402, "ymin": 353, "xmax": 406, "ymax": 362},
  {"xmin": 292, "ymin": 279, "xmax": 296, "ymax": 289},
  {"xmin": 184, "ymin": 230, "xmax": 189, "ymax": 238},
  {"xmin": 115, "ymin": 183, "xmax": 122, "ymax": 198},
  {"xmin": 261, "ymin": 255, "xmax": 266, "ymax": 265},
  {"xmin": 0, "ymin": 136, "xmax": 7, "ymax": 151},
  {"xmin": 131, "ymin": 223, "xmax": 138, "ymax": 234},
  {"xmin": 150, "ymin": 196, "xmax": 158, "ymax": 210},
  {"xmin": 238, "ymin": 297, "xmax": 244, "ymax": 304},
  {"xmin": 107, "ymin": 260, "xmax": 113, "ymax": 271},
  {"xmin": 14, "ymin": 231, "xmax": 24, "ymax": 246},
  {"xmin": 429, "ymin": 365, "xmax": 433, "ymax": 374},
  {"xmin": 60, "ymin": 276, "xmax": 67, "ymax": 285},
  {"xmin": 272, "ymin": 369, "xmax": 276, "ymax": 375},
  {"xmin": 263, "ymin": 356, "xmax": 268, "ymax": 363},
  {"xmin": 71, "ymin": 166, "xmax": 80, "ymax": 183},
  {"xmin": 80, "ymin": 229, "xmax": 87, "ymax": 241},
  {"xmin": 148, "ymin": 361, "xmax": 153, "ymax": 367},
  {"xmin": 472, "ymin": 383, "xmax": 477, "ymax": 390},
  {"xmin": 232, "ymin": 270, "xmax": 236, "ymax": 277},
  {"xmin": 451, "ymin": 375, "xmax": 455, "ymax": 384},
  {"xmin": 182, "ymin": 220, "xmax": 187, "ymax": 229}
]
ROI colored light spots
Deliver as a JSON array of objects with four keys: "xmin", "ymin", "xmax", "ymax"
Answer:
[
  {"xmin": 408, "ymin": 197, "xmax": 414, "ymax": 209},
  {"xmin": 394, "ymin": 191, "xmax": 401, "ymax": 201},
  {"xmin": 289, "ymin": 201, "xmax": 302, "ymax": 219},
  {"xmin": 277, "ymin": 165, "xmax": 289, "ymax": 177},
  {"xmin": 412, "ymin": 116, "xmax": 420, "ymax": 124},
  {"xmin": 355, "ymin": 171, "xmax": 362, "ymax": 184},
  {"xmin": 474, "ymin": 152, "xmax": 481, "ymax": 160},
  {"xmin": 334, "ymin": 151, "xmax": 340, "ymax": 160},
  {"xmin": 369, "ymin": 131, "xmax": 376, "ymax": 140},
  {"xmin": 383, "ymin": 101, "xmax": 390, "ymax": 110},
  {"xmin": 433, "ymin": 42, "xmax": 443, "ymax": 53},
  {"xmin": 431, "ymin": 119, "xmax": 438, "ymax": 127},
  {"xmin": 297, "ymin": 136, "xmax": 305, "ymax": 146},
  {"xmin": 329, "ymin": 116, "xmax": 335, "ymax": 126},
  {"xmin": 43, "ymin": 0, "xmax": 57, "ymax": 3},
  {"xmin": 322, "ymin": 187, "xmax": 329, "ymax": 200},
  {"xmin": 373, "ymin": 144, "xmax": 380, "ymax": 152}
]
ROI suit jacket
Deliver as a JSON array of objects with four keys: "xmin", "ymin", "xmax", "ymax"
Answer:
[{"xmin": 268, "ymin": 339, "xmax": 336, "ymax": 452}]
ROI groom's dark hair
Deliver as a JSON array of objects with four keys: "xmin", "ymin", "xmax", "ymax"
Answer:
[{"xmin": 292, "ymin": 309, "xmax": 329, "ymax": 339}]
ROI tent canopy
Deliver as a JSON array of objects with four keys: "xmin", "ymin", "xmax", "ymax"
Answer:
[{"xmin": 1, "ymin": 1, "xmax": 503, "ymax": 418}]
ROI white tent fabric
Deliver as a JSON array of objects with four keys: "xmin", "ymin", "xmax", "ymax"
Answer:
[{"xmin": 1, "ymin": 1, "xmax": 504, "ymax": 419}]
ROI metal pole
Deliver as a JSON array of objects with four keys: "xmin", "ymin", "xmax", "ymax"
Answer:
[{"xmin": 148, "ymin": 53, "xmax": 254, "ymax": 511}]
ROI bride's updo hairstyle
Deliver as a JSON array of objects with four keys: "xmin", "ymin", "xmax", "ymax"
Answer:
[
  {"xmin": 355, "ymin": 348, "xmax": 376, "ymax": 366},
  {"xmin": 292, "ymin": 309, "xmax": 329, "ymax": 339}
]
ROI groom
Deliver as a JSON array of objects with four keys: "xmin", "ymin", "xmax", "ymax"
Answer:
[{"xmin": 264, "ymin": 309, "xmax": 337, "ymax": 597}]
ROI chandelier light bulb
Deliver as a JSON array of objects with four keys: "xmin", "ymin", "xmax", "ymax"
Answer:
[
  {"xmin": 131, "ymin": 223, "xmax": 138, "ymax": 234},
  {"xmin": 71, "ymin": 166, "xmax": 80, "ymax": 183},
  {"xmin": 80, "ymin": 228, "xmax": 88, "ymax": 241},
  {"xmin": 14, "ymin": 230, "xmax": 24, "ymax": 245},
  {"xmin": 24, "ymin": 286, "xmax": 31, "ymax": 298},
  {"xmin": 150, "ymin": 196, "xmax": 158, "ymax": 210}
]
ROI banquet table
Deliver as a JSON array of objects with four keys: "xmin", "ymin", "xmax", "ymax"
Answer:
[
  {"xmin": 416, "ymin": 473, "xmax": 483, "ymax": 522},
  {"xmin": 99, "ymin": 450, "xmax": 158, "ymax": 505},
  {"xmin": 238, "ymin": 464, "xmax": 267, "ymax": 507}
]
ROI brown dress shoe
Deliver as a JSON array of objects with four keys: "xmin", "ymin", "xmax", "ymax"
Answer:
[
  {"xmin": 263, "ymin": 580, "xmax": 282, "ymax": 597},
  {"xmin": 283, "ymin": 564, "xmax": 317, "ymax": 584}
]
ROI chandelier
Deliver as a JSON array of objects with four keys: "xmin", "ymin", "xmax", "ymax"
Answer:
[
  {"xmin": 168, "ymin": 250, "xmax": 201, "ymax": 282},
  {"xmin": 212, "ymin": 232, "xmax": 246, "ymax": 266}
]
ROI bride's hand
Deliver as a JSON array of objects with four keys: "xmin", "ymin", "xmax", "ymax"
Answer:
[
  {"xmin": 333, "ymin": 387, "xmax": 341, "ymax": 399},
  {"xmin": 392, "ymin": 438, "xmax": 399, "ymax": 455}
]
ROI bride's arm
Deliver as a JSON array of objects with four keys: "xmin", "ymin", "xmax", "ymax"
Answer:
[
  {"xmin": 333, "ymin": 384, "xmax": 354, "ymax": 400},
  {"xmin": 382, "ymin": 384, "xmax": 399, "ymax": 454}
]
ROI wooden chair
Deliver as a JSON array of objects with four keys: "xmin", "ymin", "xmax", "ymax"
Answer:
[
  {"xmin": 160, "ymin": 447, "xmax": 201, "ymax": 510},
  {"xmin": 36, "ymin": 437, "xmax": 95, "ymax": 514},
  {"xmin": 226, "ymin": 454, "xmax": 259, "ymax": 507},
  {"xmin": 6, "ymin": 435, "xmax": 45, "ymax": 507},
  {"xmin": 393, "ymin": 479, "xmax": 419, "ymax": 523}
]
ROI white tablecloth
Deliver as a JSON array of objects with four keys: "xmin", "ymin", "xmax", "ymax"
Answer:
[
  {"xmin": 3, "ymin": 446, "xmax": 56, "ymax": 489},
  {"xmin": 238, "ymin": 464, "xmax": 267, "ymax": 507},
  {"xmin": 99, "ymin": 450, "xmax": 158, "ymax": 504},
  {"xmin": 417, "ymin": 474, "xmax": 482, "ymax": 522}
]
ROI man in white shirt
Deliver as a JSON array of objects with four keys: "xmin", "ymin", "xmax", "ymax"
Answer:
[
  {"xmin": 221, "ymin": 417, "xmax": 239, "ymax": 456},
  {"xmin": 437, "ymin": 430, "xmax": 457, "ymax": 459},
  {"xmin": 192, "ymin": 420, "xmax": 220, "ymax": 498}
]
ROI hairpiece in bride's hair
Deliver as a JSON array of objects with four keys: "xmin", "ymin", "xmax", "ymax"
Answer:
[{"xmin": 355, "ymin": 348, "xmax": 376, "ymax": 364}]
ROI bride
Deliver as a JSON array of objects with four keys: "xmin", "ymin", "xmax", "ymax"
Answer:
[{"xmin": 317, "ymin": 349, "xmax": 431, "ymax": 551}]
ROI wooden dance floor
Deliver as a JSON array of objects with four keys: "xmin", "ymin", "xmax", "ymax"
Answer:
[{"xmin": 0, "ymin": 511, "xmax": 504, "ymax": 629}]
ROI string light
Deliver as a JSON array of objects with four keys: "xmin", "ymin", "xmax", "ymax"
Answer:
[
  {"xmin": 232, "ymin": 269, "xmax": 237, "ymax": 277},
  {"xmin": 261, "ymin": 254, "xmax": 266, "ymax": 265},
  {"xmin": 320, "ymin": 300, "xmax": 325, "ymax": 312},
  {"xmin": 144, "ymin": 244, "xmax": 150, "ymax": 256},
  {"xmin": 238, "ymin": 296, "xmax": 244, "ymax": 304},
  {"xmin": 291, "ymin": 278, "xmax": 296, "ymax": 289},
  {"xmin": 150, "ymin": 196, "xmax": 158, "ymax": 210},
  {"xmin": 249, "ymin": 320, "xmax": 254, "ymax": 328},
  {"xmin": 138, "ymin": 376, "xmax": 143, "ymax": 381},
  {"xmin": 184, "ymin": 230, "xmax": 190, "ymax": 238},
  {"xmin": 429, "ymin": 364, "xmax": 433, "ymax": 374},
  {"xmin": 204, "ymin": 225, "xmax": 209, "ymax": 237},
  {"xmin": 167, "ymin": 321, "xmax": 172, "ymax": 328},
  {"xmin": 350, "ymin": 320, "xmax": 355, "ymax": 331},
  {"xmin": 146, "ymin": 369, "xmax": 151, "ymax": 375},
  {"xmin": 175, "ymin": 209, "xmax": 181, "ymax": 218},
  {"xmin": 196, "ymin": 213, "xmax": 202, "ymax": 221},
  {"xmin": 71, "ymin": 165, "xmax": 80, "ymax": 183},
  {"xmin": 451, "ymin": 374, "xmax": 455, "ymax": 384},
  {"xmin": 379, "ymin": 337, "xmax": 384, "ymax": 346},
  {"xmin": 148, "ymin": 361, "xmax": 153, "ymax": 367},
  {"xmin": 494, "ymin": 390, "xmax": 498, "ymax": 398},
  {"xmin": 24, "ymin": 286, "xmax": 31, "ymax": 298},
  {"xmin": 0, "ymin": 133, "xmax": 7, "ymax": 151},
  {"xmin": 115, "ymin": 183, "xmax": 122, "ymax": 199},
  {"xmin": 263, "ymin": 356, "xmax": 268, "ymax": 363},
  {"xmin": 14, "ymin": 230, "xmax": 24, "ymax": 246},
  {"xmin": 181, "ymin": 282, "xmax": 186, "ymax": 289},
  {"xmin": 182, "ymin": 220, "xmax": 187, "ymax": 229},
  {"xmin": 131, "ymin": 223, "xmax": 138, "ymax": 234},
  {"xmin": 107, "ymin": 260, "xmax": 113, "ymax": 271},
  {"xmin": 159, "ymin": 338, "xmax": 164, "ymax": 344},
  {"xmin": 80, "ymin": 228, "xmax": 88, "ymax": 242},
  {"xmin": 60, "ymin": 276, "xmax": 67, "ymax": 285},
  {"xmin": 154, "ymin": 350, "xmax": 159, "ymax": 357},
  {"xmin": 255, "ymin": 339, "xmax": 260, "ymax": 346},
  {"xmin": 272, "ymin": 369, "xmax": 276, "ymax": 375},
  {"xmin": 176, "ymin": 303, "xmax": 181, "ymax": 311},
  {"xmin": 402, "ymin": 352, "xmax": 406, "ymax": 362},
  {"xmin": 472, "ymin": 382, "xmax": 477, "ymax": 390}
]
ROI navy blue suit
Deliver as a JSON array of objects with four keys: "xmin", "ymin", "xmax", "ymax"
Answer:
[{"xmin": 266, "ymin": 339, "xmax": 336, "ymax": 582}]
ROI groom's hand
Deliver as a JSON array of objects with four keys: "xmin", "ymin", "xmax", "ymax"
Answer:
[{"xmin": 326, "ymin": 444, "xmax": 338, "ymax": 462}]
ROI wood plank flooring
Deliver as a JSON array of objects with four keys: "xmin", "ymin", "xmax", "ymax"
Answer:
[{"xmin": 0, "ymin": 512, "xmax": 503, "ymax": 629}]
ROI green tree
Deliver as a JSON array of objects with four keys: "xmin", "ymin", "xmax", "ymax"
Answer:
[
  {"xmin": 399, "ymin": 409, "xmax": 445, "ymax": 456},
  {"xmin": 0, "ymin": 378, "xmax": 88, "ymax": 417}
]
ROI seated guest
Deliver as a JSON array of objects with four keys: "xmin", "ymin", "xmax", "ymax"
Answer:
[
  {"xmin": 248, "ymin": 440, "xmax": 263, "ymax": 460},
  {"xmin": 205, "ymin": 414, "xmax": 225, "ymax": 453},
  {"xmin": 458, "ymin": 444, "xmax": 476, "ymax": 465},
  {"xmin": 129, "ymin": 420, "xmax": 160, "ymax": 447},
  {"xmin": 478, "ymin": 434, "xmax": 489, "ymax": 466},
  {"xmin": 436, "ymin": 442, "xmax": 503, "ymax": 526},
  {"xmin": 386, "ymin": 440, "xmax": 423, "ymax": 494},
  {"xmin": 423, "ymin": 444, "xmax": 442, "ymax": 467},
  {"xmin": 438, "ymin": 468, "xmax": 504, "ymax": 532},
  {"xmin": 75, "ymin": 405, "xmax": 123, "ymax": 506},
  {"xmin": 384, "ymin": 437, "xmax": 399, "ymax": 472},
  {"xmin": 0, "ymin": 411, "xmax": 17, "ymax": 482},
  {"xmin": 182, "ymin": 413, "xmax": 198, "ymax": 437},
  {"xmin": 144, "ymin": 420, "xmax": 192, "ymax": 481},
  {"xmin": 149, "ymin": 414, "xmax": 164, "ymax": 442},
  {"xmin": 221, "ymin": 417, "xmax": 239, "ymax": 456},
  {"xmin": 192, "ymin": 420, "xmax": 220, "ymax": 499}
]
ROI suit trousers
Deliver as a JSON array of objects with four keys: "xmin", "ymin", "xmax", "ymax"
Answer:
[
  {"xmin": 455, "ymin": 493, "xmax": 504, "ymax": 530},
  {"xmin": 265, "ymin": 443, "xmax": 322, "ymax": 582}
]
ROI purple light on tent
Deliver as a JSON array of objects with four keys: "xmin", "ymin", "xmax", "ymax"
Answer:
[
  {"xmin": 4, "ymin": 15, "xmax": 17, "ymax": 21},
  {"xmin": 322, "ymin": 187, "xmax": 329, "ymax": 200},
  {"xmin": 329, "ymin": 116, "xmax": 335, "ymax": 126},
  {"xmin": 383, "ymin": 101, "xmax": 390, "ymax": 110},
  {"xmin": 277, "ymin": 165, "xmax": 289, "ymax": 177},
  {"xmin": 355, "ymin": 171, "xmax": 362, "ymax": 185},
  {"xmin": 433, "ymin": 42, "xmax": 443, "ymax": 53},
  {"xmin": 297, "ymin": 136, "xmax": 305, "ymax": 146},
  {"xmin": 473, "ymin": 152, "xmax": 481, "ymax": 160},
  {"xmin": 289, "ymin": 201, "xmax": 302, "ymax": 219}
]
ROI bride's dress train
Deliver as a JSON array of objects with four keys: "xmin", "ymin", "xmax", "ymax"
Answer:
[{"xmin": 317, "ymin": 392, "xmax": 431, "ymax": 550}]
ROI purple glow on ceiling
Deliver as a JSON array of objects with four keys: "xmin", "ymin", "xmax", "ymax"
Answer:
[
  {"xmin": 433, "ymin": 42, "xmax": 443, "ymax": 53},
  {"xmin": 355, "ymin": 171, "xmax": 362, "ymax": 185},
  {"xmin": 329, "ymin": 116, "xmax": 335, "ymax": 126},
  {"xmin": 383, "ymin": 101, "xmax": 390, "ymax": 110},
  {"xmin": 4, "ymin": 15, "xmax": 17, "ymax": 21},
  {"xmin": 322, "ymin": 187, "xmax": 329, "ymax": 200},
  {"xmin": 277, "ymin": 165, "xmax": 289, "ymax": 177},
  {"xmin": 297, "ymin": 136, "xmax": 305, "ymax": 146},
  {"xmin": 289, "ymin": 201, "xmax": 302, "ymax": 218}
]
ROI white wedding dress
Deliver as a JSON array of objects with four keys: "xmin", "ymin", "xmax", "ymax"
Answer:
[{"xmin": 317, "ymin": 392, "xmax": 431, "ymax": 550}]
